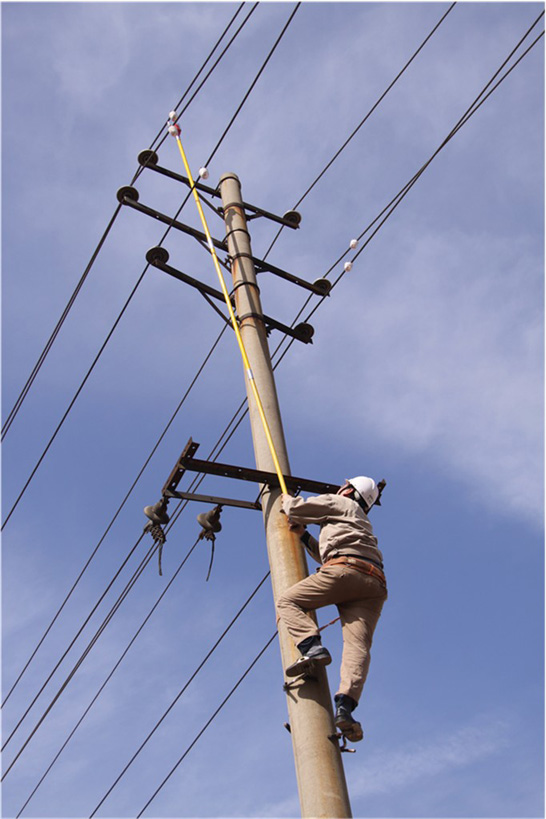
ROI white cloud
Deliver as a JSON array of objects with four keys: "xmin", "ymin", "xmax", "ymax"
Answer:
[
  {"xmin": 293, "ymin": 223, "xmax": 543, "ymax": 526},
  {"xmin": 351, "ymin": 713, "xmax": 512, "ymax": 799}
]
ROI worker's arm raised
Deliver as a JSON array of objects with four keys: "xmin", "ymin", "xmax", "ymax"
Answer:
[{"xmin": 281, "ymin": 493, "xmax": 337, "ymax": 525}]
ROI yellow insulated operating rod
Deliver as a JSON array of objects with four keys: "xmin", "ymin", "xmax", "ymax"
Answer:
[{"xmin": 168, "ymin": 117, "xmax": 288, "ymax": 496}]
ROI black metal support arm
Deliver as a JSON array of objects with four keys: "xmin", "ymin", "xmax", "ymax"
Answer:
[
  {"xmin": 145, "ymin": 247, "xmax": 315, "ymax": 344},
  {"xmin": 136, "ymin": 150, "xmax": 301, "ymax": 230},
  {"xmin": 162, "ymin": 438, "xmax": 341, "ymax": 498}
]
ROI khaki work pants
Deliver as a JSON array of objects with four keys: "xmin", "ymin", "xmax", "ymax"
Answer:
[{"xmin": 276, "ymin": 565, "xmax": 387, "ymax": 704}]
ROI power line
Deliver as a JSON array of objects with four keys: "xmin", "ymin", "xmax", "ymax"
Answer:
[
  {"xmin": 5, "ymin": 8, "xmax": 541, "ymax": 809},
  {"xmin": 2, "ymin": 0, "xmax": 301, "ymax": 712},
  {"xmin": 1, "ymin": 4, "xmax": 299, "ymax": 530},
  {"xmin": 136, "ymin": 631, "xmax": 278, "ymax": 818},
  {"xmin": 205, "ymin": 2, "xmax": 301, "ymax": 168},
  {"xmin": 1, "ymin": 538, "xmax": 163, "ymax": 781},
  {"xmin": 88, "ymin": 571, "xmax": 271, "ymax": 818},
  {"xmin": 142, "ymin": 3, "xmax": 252, "ymax": 158},
  {"xmin": 4, "ymin": 406, "xmax": 268, "ymax": 781},
  {"xmin": 1, "ymin": 325, "xmax": 229, "ymax": 709},
  {"xmin": 262, "ymin": 1, "xmax": 457, "ymax": 258},
  {"xmin": 268, "ymin": 9, "xmax": 546, "ymax": 368},
  {"xmin": 1, "ymin": 533, "xmax": 147, "ymax": 757},
  {"xmin": 15, "ymin": 534, "xmax": 205, "ymax": 817},
  {"xmin": 1, "ymin": 2, "xmax": 252, "ymax": 442}
]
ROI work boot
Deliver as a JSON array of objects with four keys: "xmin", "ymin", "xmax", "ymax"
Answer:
[
  {"xmin": 285, "ymin": 636, "xmax": 332, "ymax": 678},
  {"xmin": 334, "ymin": 694, "xmax": 363, "ymax": 742}
]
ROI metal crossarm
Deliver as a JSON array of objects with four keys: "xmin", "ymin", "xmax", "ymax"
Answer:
[
  {"xmin": 161, "ymin": 438, "xmax": 341, "ymax": 498},
  {"xmin": 136, "ymin": 150, "xmax": 301, "ymax": 230}
]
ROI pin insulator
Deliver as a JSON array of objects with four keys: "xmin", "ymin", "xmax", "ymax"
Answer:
[
  {"xmin": 146, "ymin": 246, "xmax": 170, "ymax": 266},
  {"xmin": 138, "ymin": 149, "xmax": 159, "ymax": 167},
  {"xmin": 116, "ymin": 185, "xmax": 139, "ymax": 204},
  {"xmin": 344, "ymin": 262, "xmax": 353, "ymax": 273},
  {"xmin": 350, "ymin": 239, "xmax": 358, "ymax": 249},
  {"xmin": 282, "ymin": 210, "xmax": 302, "ymax": 227},
  {"xmin": 294, "ymin": 322, "xmax": 314, "ymax": 344}
]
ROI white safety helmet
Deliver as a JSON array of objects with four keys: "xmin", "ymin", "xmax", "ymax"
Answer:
[{"xmin": 346, "ymin": 476, "xmax": 379, "ymax": 512}]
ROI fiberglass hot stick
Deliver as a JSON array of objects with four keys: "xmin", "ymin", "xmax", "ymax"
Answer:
[{"xmin": 168, "ymin": 120, "xmax": 289, "ymax": 496}]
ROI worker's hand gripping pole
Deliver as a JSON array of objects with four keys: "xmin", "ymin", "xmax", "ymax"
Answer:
[{"xmin": 169, "ymin": 121, "xmax": 288, "ymax": 496}]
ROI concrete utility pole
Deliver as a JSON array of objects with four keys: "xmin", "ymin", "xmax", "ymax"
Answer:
[{"xmin": 219, "ymin": 172, "xmax": 352, "ymax": 818}]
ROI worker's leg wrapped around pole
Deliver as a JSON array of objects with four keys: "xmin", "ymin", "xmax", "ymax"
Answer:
[{"xmin": 276, "ymin": 566, "xmax": 387, "ymax": 703}]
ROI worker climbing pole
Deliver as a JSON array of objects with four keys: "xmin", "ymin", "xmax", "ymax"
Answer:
[{"xmin": 166, "ymin": 112, "xmax": 353, "ymax": 817}]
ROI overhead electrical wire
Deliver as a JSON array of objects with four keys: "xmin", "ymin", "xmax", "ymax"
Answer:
[
  {"xmin": 1, "ymin": 325, "xmax": 229, "ymax": 709},
  {"xmin": 87, "ymin": 571, "xmax": 271, "ymax": 818},
  {"xmin": 7, "ymin": 384, "xmax": 270, "ymax": 796},
  {"xmin": 136, "ymin": 632, "xmax": 278, "ymax": 818},
  {"xmin": 268, "ymin": 8, "xmax": 545, "ymax": 368},
  {"xmin": 3, "ymin": 0, "xmax": 301, "ymax": 716},
  {"xmin": 1, "ymin": 534, "xmax": 152, "ymax": 766},
  {"xmin": 5, "ymin": 7, "xmax": 541, "ymax": 810},
  {"xmin": 4, "ymin": 456, "xmax": 238, "ymax": 772},
  {"xmin": 0, "ymin": 0, "xmax": 497, "ymax": 761},
  {"xmin": 1, "ymin": 0, "xmax": 299, "ymax": 530},
  {"xmin": 263, "ymin": 0, "xmax": 457, "ymax": 258},
  {"xmin": 1, "ymin": 1, "xmax": 251, "ymax": 443},
  {"xmin": 16, "ymin": 534, "xmax": 210, "ymax": 817},
  {"xmin": 89, "ymin": 19, "xmax": 546, "ymax": 811}
]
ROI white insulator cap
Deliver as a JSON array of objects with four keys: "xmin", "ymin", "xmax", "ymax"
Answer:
[
  {"xmin": 349, "ymin": 238, "xmax": 358, "ymax": 250},
  {"xmin": 169, "ymin": 110, "xmax": 178, "ymax": 121},
  {"xmin": 199, "ymin": 167, "xmax": 210, "ymax": 180},
  {"xmin": 344, "ymin": 262, "xmax": 353, "ymax": 273},
  {"xmin": 168, "ymin": 124, "xmax": 179, "ymax": 136}
]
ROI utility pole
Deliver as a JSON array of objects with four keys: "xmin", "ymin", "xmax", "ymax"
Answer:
[{"xmin": 219, "ymin": 172, "xmax": 352, "ymax": 818}]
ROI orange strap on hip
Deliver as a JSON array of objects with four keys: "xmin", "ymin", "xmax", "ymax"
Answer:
[{"xmin": 321, "ymin": 556, "xmax": 386, "ymax": 586}]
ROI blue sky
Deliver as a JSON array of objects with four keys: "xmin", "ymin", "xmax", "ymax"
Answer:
[{"xmin": 1, "ymin": 2, "xmax": 544, "ymax": 818}]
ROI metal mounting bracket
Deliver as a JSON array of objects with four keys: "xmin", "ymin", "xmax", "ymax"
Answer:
[
  {"xmin": 136, "ymin": 150, "xmax": 301, "ymax": 230},
  {"xmin": 117, "ymin": 188, "xmax": 325, "ymax": 298},
  {"xmin": 162, "ymin": 438, "xmax": 341, "ymax": 498},
  {"xmin": 117, "ymin": 187, "xmax": 227, "ymax": 253},
  {"xmin": 145, "ymin": 247, "xmax": 315, "ymax": 344},
  {"xmin": 165, "ymin": 490, "xmax": 261, "ymax": 511}
]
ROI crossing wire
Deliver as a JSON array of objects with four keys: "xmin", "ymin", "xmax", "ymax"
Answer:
[
  {"xmin": 1, "ymin": 1, "xmax": 298, "ymax": 530},
  {"xmin": 6, "ymin": 7, "xmax": 541, "ymax": 807},
  {"xmin": 88, "ymin": 22, "xmax": 546, "ymax": 807},
  {"xmin": 136, "ymin": 632, "xmax": 278, "ymax": 818},
  {"xmin": 1, "ymin": 1, "xmax": 251, "ymax": 442},
  {"xmin": 87, "ymin": 571, "xmax": 271, "ymax": 818},
  {"xmin": 3, "ymin": 461, "xmax": 224, "ymax": 772},
  {"xmin": 268, "ymin": 9, "xmax": 546, "ymax": 368},
  {"xmin": 263, "ymin": 0, "xmax": 457, "ymax": 258},
  {"xmin": 4, "ymin": 393, "xmax": 274, "ymax": 783},
  {"xmin": 2, "ymin": 0, "xmax": 452, "ymax": 706},
  {"xmin": 16, "ymin": 534, "xmax": 210, "ymax": 817},
  {"xmin": 2, "ymin": 0, "xmax": 299, "ymax": 710},
  {"xmin": 61, "ymin": 13, "xmax": 546, "ymax": 814},
  {"xmin": 1, "ymin": 534, "xmax": 151, "ymax": 762},
  {"xmin": 1, "ymin": 325, "xmax": 229, "ymax": 709}
]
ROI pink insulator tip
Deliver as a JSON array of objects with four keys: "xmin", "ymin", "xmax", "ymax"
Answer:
[{"xmin": 168, "ymin": 124, "xmax": 181, "ymax": 137}]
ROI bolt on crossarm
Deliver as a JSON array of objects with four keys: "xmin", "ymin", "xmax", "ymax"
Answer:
[{"xmin": 219, "ymin": 172, "xmax": 352, "ymax": 818}]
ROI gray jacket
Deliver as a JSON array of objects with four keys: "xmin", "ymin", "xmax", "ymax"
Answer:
[{"xmin": 282, "ymin": 493, "xmax": 384, "ymax": 568}]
